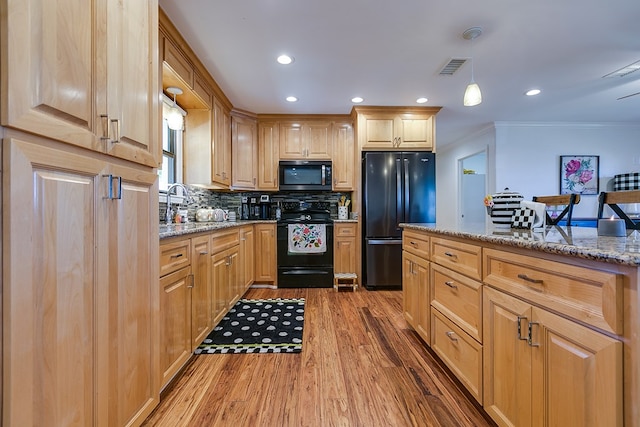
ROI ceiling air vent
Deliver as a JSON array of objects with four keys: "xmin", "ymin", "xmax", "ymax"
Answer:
[{"xmin": 439, "ymin": 58, "xmax": 467, "ymax": 75}]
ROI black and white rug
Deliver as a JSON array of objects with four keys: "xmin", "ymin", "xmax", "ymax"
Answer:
[{"xmin": 195, "ymin": 298, "xmax": 305, "ymax": 354}]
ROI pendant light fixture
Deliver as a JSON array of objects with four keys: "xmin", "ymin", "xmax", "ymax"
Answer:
[
  {"xmin": 165, "ymin": 86, "xmax": 184, "ymax": 130},
  {"xmin": 463, "ymin": 27, "xmax": 483, "ymax": 107}
]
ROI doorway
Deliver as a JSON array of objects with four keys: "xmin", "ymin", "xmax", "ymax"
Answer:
[{"xmin": 459, "ymin": 151, "xmax": 487, "ymax": 228}]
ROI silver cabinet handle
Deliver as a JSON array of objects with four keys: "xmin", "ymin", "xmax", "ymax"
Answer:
[
  {"xmin": 517, "ymin": 316, "xmax": 528, "ymax": 341},
  {"xmin": 444, "ymin": 252, "xmax": 458, "ymax": 258},
  {"xmin": 528, "ymin": 321, "xmax": 540, "ymax": 347},
  {"xmin": 170, "ymin": 253, "xmax": 183, "ymax": 259},
  {"xmin": 110, "ymin": 119, "xmax": 120, "ymax": 143},
  {"xmin": 444, "ymin": 281, "xmax": 458, "ymax": 289},
  {"xmin": 103, "ymin": 174, "xmax": 122, "ymax": 199},
  {"xmin": 445, "ymin": 331, "xmax": 458, "ymax": 342},
  {"xmin": 199, "ymin": 251, "xmax": 208, "ymax": 255},
  {"xmin": 100, "ymin": 114, "xmax": 110, "ymax": 140}
]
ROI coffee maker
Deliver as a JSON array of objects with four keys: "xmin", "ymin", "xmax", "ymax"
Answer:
[
  {"xmin": 259, "ymin": 195, "xmax": 270, "ymax": 219},
  {"xmin": 249, "ymin": 196, "xmax": 259, "ymax": 219},
  {"xmin": 241, "ymin": 196, "xmax": 250, "ymax": 220}
]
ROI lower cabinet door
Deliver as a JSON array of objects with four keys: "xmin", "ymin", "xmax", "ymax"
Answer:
[
  {"xmin": 160, "ymin": 266, "xmax": 192, "ymax": 388},
  {"xmin": 531, "ymin": 307, "xmax": 622, "ymax": 427},
  {"xmin": 431, "ymin": 308, "xmax": 482, "ymax": 403},
  {"xmin": 191, "ymin": 236, "xmax": 212, "ymax": 350}
]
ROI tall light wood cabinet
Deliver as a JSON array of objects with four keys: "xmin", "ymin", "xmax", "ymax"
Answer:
[
  {"xmin": 213, "ymin": 99, "xmax": 232, "ymax": 186},
  {"xmin": 231, "ymin": 112, "xmax": 258, "ymax": 190},
  {"xmin": 332, "ymin": 121, "xmax": 355, "ymax": 190},
  {"xmin": 257, "ymin": 121, "xmax": 280, "ymax": 190},
  {"xmin": 2, "ymin": 0, "xmax": 160, "ymax": 168},
  {"xmin": 3, "ymin": 138, "xmax": 159, "ymax": 427},
  {"xmin": 191, "ymin": 235, "xmax": 213, "ymax": 350}
]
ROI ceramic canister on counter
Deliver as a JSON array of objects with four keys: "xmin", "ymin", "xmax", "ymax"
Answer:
[{"xmin": 488, "ymin": 188, "xmax": 523, "ymax": 228}]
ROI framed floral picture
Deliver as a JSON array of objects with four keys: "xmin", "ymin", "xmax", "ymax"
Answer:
[{"xmin": 560, "ymin": 155, "xmax": 599, "ymax": 195}]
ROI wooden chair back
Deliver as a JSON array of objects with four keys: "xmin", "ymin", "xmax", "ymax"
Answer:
[
  {"xmin": 597, "ymin": 190, "xmax": 640, "ymax": 230},
  {"xmin": 532, "ymin": 194, "xmax": 581, "ymax": 226}
]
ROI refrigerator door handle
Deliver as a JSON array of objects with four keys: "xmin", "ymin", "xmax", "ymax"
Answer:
[
  {"xmin": 403, "ymin": 158, "xmax": 410, "ymax": 223},
  {"xmin": 396, "ymin": 157, "xmax": 402, "ymax": 229}
]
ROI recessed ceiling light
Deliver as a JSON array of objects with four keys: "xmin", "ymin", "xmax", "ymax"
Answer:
[
  {"xmin": 277, "ymin": 54, "xmax": 294, "ymax": 65},
  {"xmin": 286, "ymin": 96, "xmax": 298, "ymax": 102},
  {"xmin": 525, "ymin": 89, "xmax": 541, "ymax": 96},
  {"xmin": 416, "ymin": 97, "xmax": 428, "ymax": 104},
  {"xmin": 351, "ymin": 97, "xmax": 364, "ymax": 103}
]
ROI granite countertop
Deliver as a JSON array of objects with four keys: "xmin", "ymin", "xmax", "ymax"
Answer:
[
  {"xmin": 160, "ymin": 220, "xmax": 277, "ymax": 239},
  {"xmin": 400, "ymin": 222, "xmax": 640, "ymax": 267}
]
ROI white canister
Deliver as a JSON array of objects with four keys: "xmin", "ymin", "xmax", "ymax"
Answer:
[{"xmin": 338, "ymin": 206, "xmax": 348, "ymax": 220}]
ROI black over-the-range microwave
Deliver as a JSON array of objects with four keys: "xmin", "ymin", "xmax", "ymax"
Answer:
[{"xmin": 279, "ymin": 160, "xmax": 332, "ymax": 191}]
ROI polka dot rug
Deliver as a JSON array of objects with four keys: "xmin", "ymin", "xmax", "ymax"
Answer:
[{"xmin": 195, "ymin": 298, "xmax": 305, "ymax": 354}]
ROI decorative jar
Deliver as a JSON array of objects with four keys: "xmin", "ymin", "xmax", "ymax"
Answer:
[{"xmin": 487, "ymin": 188, "xmax": 523, "ymax": 228}]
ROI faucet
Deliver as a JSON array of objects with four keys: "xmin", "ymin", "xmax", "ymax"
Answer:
[{"xmin": 165, "ymin": 183, "xmax": 193, "ymax": 224}]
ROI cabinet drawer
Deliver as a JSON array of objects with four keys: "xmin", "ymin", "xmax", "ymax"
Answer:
[
  {"xmin": 431, "ymin": 237, "xmax": 482, "ymax": 281},
  {"xmin": 160, "ymin": 239, "xmax": 191, "ymax": 277},
  {"xmin": 431, "ymin": 308, "xmax": 483, "ymax": 404},
  {"xmin": 483, "ymin": 248, "xmax": 623, "ymax": 335},
  {"xmin": 335, "ymin": 223, "xmax": 356, "ymax": 237},
  {"xmin": 211, "ymin": 228, "xmax": 240, "ymax": 252},
  {"xmin": 403, "ymin": 230, "xmax": 430, "ymax": 259},
  {"xmin": 431, "ymin": 263, "xmax": 483, "ymax": 342}
]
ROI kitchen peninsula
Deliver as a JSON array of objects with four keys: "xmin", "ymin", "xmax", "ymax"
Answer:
[{"xmin": 401, "ymin": 223, "xmax": 639, "ymax": 426}]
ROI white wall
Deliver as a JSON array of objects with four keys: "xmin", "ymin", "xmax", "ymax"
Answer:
[
  {"xmin": 438, "ymin": 122, "xmax": 640, "ymax": 226},
  {"xmin": 436, "ymin": 125, "xmax": 495, "ymax": 228}
]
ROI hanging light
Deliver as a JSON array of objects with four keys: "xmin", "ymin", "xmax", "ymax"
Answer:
[
  {"xmin": 463, "ymin": 27, "xmax": 483, "ymax": 107},
  {"xmin": 165, "ymin": 87, "xmax": 184, "ymax": 130}
]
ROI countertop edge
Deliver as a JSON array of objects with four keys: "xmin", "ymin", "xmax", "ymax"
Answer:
[
  {"xmin": 160, "ymin": 220, "xmax": 277, "ymax": 240},
  {"xmin": 400, "ymin": 223, "xmax": 640, "ymax": 267}
]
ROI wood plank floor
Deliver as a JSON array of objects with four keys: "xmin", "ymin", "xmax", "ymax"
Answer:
[{"xmin": 143, "ymin": 287, "xmax": 495, "ymax": 427}]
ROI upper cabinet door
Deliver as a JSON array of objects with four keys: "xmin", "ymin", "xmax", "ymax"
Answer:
[
  {"xmin": 2, "ymin": 0, "xmax": 160, "ymax": 168},
  {"xmin": 104, "ymin": 0, "xmax": 160, "ymax": 167},
  {"xmin": 2, "ymin": 0, "xmax": 102, "ymax": 151}
]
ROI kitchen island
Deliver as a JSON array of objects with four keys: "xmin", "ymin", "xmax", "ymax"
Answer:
[{"xmin": 401, "ymin": 223, "xmax": 639, "ymax": 427}]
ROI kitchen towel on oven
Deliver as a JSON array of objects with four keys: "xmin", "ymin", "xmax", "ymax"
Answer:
[{"xmin": 288, "ymin": 224, "xmax": 327, "ymax": 254}]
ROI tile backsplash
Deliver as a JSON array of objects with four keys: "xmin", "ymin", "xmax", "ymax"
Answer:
[{"xmin": 160, "ymin": 186, "xmax": 350, "ymax": 223}]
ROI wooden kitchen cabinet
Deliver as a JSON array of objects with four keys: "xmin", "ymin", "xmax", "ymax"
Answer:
[
  {"xmin": 211, "ymin": 228, "xmax": 241, "ymax": 325},
  {"xmin": 402, "ymin": 251, "xmax": 430, "ymax": 343},
  {"xmin": 254, "ymin": 223, "xmax": 277, "ymax": 284},
  {"xmin": 3, "ymin": 138, "xmax": 159, "ymax": 426},
  {"xmin": 231, "ymin": 112, "xmax": 258, "ymax": 190},
  {"xmin": 3, "ymin": 0, "xmax": 160, "ymax": 168},
  {"xmin": 191, "ymin": 235, "xmax": 213, "ymax": 350},
  {"xmin": 257, "ymin": 121, "xmax": 280, "ymax": 190},
  {"xmin": 213, "ymin": 98, "xmax": 232, "ymax": 187},
  {"xmin": 332, "ymin": 121, "xmax": 355, "ymax": 190},
  {"xmin": 483, "ymin": 286, "xmax": 622, "ymax": 427},
  {"xmin": 354, "ymin": 106, "xmax": 440, "ymax": 151},
  {"xmin": 279, "ymin": 121, "xmax": 332, "ymax": 159},
  {"xmin": 240, "ymin": 225, "xmax": 256, "ymax": 292},
  {"xmin": 334, "ymin": 223, "xmax": 357, "ymax": 274}
]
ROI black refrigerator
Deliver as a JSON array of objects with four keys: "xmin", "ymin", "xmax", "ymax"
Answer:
[{"xmin": 362, "ymin": 151, "xmax": 436, "ymax": 289}]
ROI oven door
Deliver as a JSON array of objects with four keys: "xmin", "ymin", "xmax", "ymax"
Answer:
[{"xmin": 277, "ymin": 222, "xmax": 334, "ymax": 287}]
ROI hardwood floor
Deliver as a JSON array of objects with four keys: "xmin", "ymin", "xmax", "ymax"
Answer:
[{"xmin": 143, "ymin": 287, "xmax": 494, "ymax": 427}]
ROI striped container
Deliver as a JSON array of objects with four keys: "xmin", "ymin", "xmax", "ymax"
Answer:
[{"xmin": 487, "ymin": 189, "xmax": 523, "ymax": 228}]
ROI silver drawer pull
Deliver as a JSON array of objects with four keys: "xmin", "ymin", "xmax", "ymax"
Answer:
[
  {"xmin": 445, "ymin": 331, "xmax": 458, "ymax": 342},
  {"xmin": 170, "ymin": 253, "xmax": 183, "ymax": 259},
  {"xmin": 410, "ymin": 241, "xmax": 417, "ymax": 246},
  {"xmin": 199, "ymin": 251, "xmax": 209, "ymax": 255},
  {"xmin": 517, "ymin": 273, "xmax": 543, "ymax": 284},
  {"xmin": 444, "ymin": 252, "xmax": 457, "ymax": 258},
  {"xmin": 444, "ymin": 281, "xmax": 458, "ymax": 289}
]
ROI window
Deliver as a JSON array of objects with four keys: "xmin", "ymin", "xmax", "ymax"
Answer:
[{"xmin": 159, "ymin": 99, "xmax": 185, "ymax": 192}]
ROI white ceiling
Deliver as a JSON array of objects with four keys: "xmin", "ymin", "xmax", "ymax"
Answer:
[{"xmin": 159, "ymin": 0, "xmax": 640, "ymax": 147}]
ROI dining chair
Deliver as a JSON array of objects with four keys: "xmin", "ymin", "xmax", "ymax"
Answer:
[
  {"xmin": 532, "ymin": 194, "xmax": 581, "ymax": 226},
  {"xmin": 597, "ymin": 190, "xmax": 640, "ymax": 230}
]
